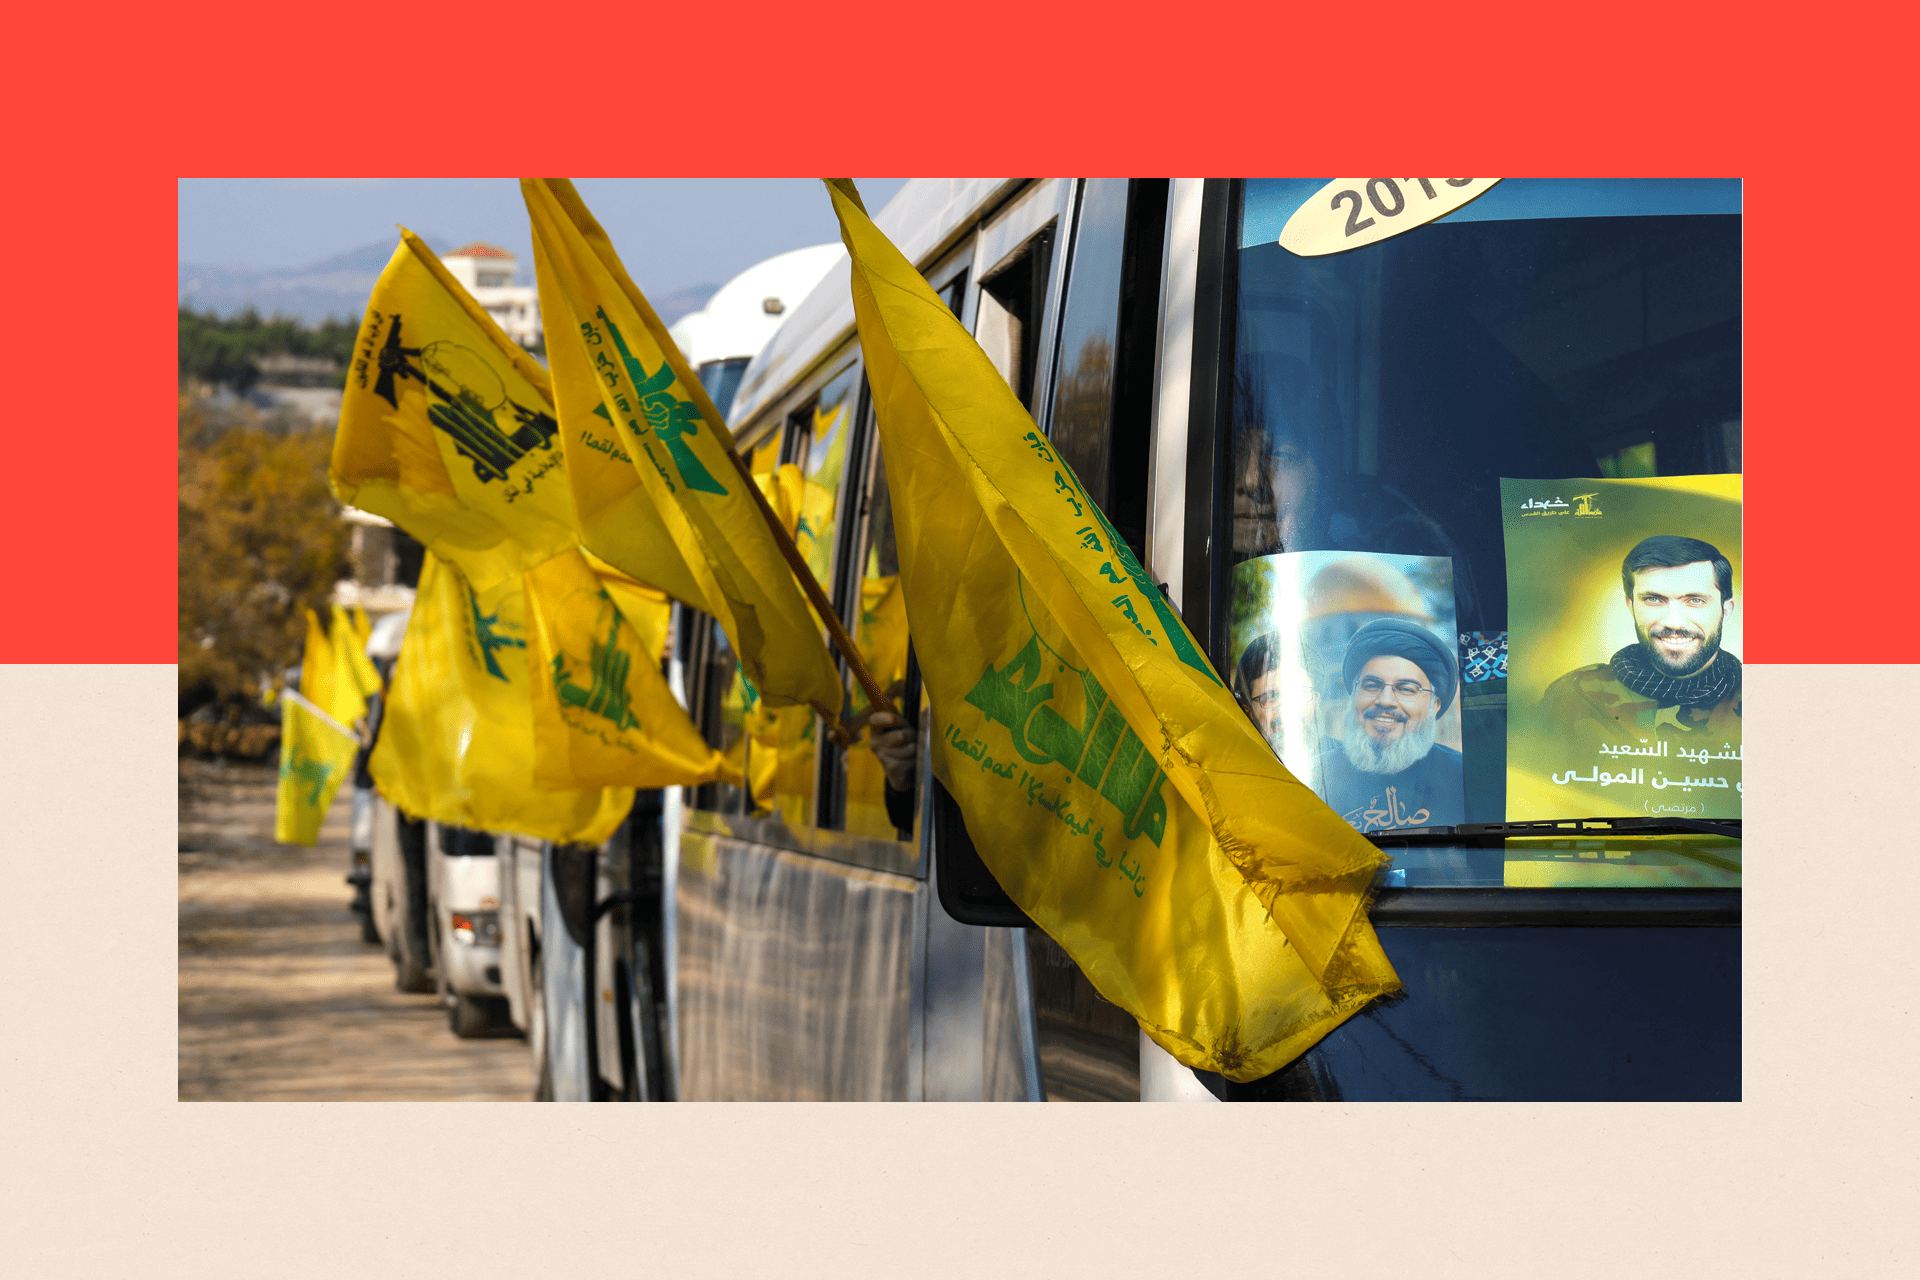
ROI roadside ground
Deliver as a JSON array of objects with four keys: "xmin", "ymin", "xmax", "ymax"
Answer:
[{"xmin": 178, "ymin": 759, "xmax": 530, "ymax": 1101}]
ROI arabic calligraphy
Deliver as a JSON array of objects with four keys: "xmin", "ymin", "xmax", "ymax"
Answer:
[
  {"xmin": 579, "ymin": 421, "xmax": 633, "ymax": 464},
  {"xmin": 964, "ymin": 633, "xmax": 1169, "ymax": 846},
  {"xmin": 1518, "ymin": 496, "xmax": 1574, "ymax": 518},
  {"xmin": 1592, "ymin": 740, "xmax": 1741, "ymax": 763},
  {"xmin": 1550, "ymin": 765, "xmax": 1741, "ymax": 794},
  {"xmin": 1340, "ymin": 785, "xmax": 1432, "ymax": 834},
  {"xmin": 943, "ymin": 722, "xmax": 1018, "ymax": 779},
  {"xmin": 501, "ymin": 451, "xmax": 562, "ymax": 503},
  {"xmin": 943, "ymin": 719, "xmax": 1148, "ymax": 899},
  {"xmin": 1017, "ymin": 431, "xmax": 1222, "ymax": 685}
]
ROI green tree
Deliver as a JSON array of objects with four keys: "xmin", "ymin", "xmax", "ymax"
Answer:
[{"xmin": 178, "ymin": 307, "xmax": 365, "ymax": 392}]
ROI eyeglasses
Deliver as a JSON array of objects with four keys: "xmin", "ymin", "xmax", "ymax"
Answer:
[
  {"xmin": 1354, "ymin": 676, "xmax": 1433, "ymax": 700},
  {"xmin": 1249, "ymin": 689, "xmax": 1281, "ymax": 708}
]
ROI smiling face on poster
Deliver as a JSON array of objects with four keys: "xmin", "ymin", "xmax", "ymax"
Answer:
[
  {"xmin": 1501, "ymin": 474, "xmax": 1742, "ymax": 821},
  {"xmin": 1230, "ymin": 551, "xmax": 1463, "ymax": 834}
]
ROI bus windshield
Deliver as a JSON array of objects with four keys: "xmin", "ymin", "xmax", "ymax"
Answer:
[{"xmin": 1224, "ymin": 179, "xmax": 1742, "ymax": 831}]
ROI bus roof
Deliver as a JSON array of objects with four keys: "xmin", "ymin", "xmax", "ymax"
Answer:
[
  {"xmin": 667, "ymin": 242, "xmax": 844, "ymax": 371},
  {"xmin": 727, "ymin": 178, "xmax": 1021, "ymax": 431}
]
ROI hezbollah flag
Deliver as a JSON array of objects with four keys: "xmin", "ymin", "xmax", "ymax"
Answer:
[
  {"xmin": 330, "ymin": 603, "xmax": 382, "ymax": 712},
  {"xmin": 827, "ymin": 180, "xmax": 1401, "ymax": 1081},
  {"xmin": 275, "ymin": 609, "xmax": 364, "ymax": 845},
  {"xmin": 373, "ymin": 548, "xmax": 633, "ymax": 845},
  {"xmin": 522, "ymin": 178, "xmax": 843, "ymax": 721},
  {"xmin": 523, "ymin": 547, "xmax": 738, "ymax": 790},
  {"xmin": 331, "ymin": 230, "xmax": 576, "ymax": 590},
  {"xmin": 330, "ymin": 231, "xmax": 726, "ymax": 797}
]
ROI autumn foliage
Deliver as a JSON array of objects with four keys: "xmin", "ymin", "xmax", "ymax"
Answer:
[{"xmin": 178, "ymin": 392, "xmax": 349, "ymax": 706}]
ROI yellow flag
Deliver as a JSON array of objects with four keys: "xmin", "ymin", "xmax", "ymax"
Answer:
[
  {"xmin": 844, "ymin": 573, "xmax": 912, "ymax": 838},
  {"xmin": 827, "ymin": 179, "xmax": 1401, "ymax": 1081},
  {"xmin": 523, "ymin": 546, "xmax": 741, "ymax": 790},
  {"xmin": 330, "ymin": 604, "xmax": 382, "ymax": 714},
  {"xmin": 330, "ymin": 230, "xmax": 575, "ymax": 590},
  {"xmin": 275, "ymin": 610, "xmax": 362, "ymax": 845},
  {"xmin": 372, "ymin": 550, "xmax": 633, "ymax": 845},
  {"xmin": 331, "ymin": 229, "xmax": 725, "ymax": 799},
  {"xmin": 522, "ymin": 177, "xmax": 843, "ymax": 720}
]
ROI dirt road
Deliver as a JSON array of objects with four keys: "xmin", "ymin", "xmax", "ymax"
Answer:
[{"xmin": 178, "ymin": 759, "xmax": 532, "ymax": 1101}]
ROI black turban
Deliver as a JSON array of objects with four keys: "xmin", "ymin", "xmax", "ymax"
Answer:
[{"xmin": 1341, "ymin": 618, "xmax": 1457, "ymax": 714}]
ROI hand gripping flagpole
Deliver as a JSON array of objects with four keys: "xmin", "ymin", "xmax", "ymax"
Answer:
[{"xmin": 717, "ymin": 446, "xmax": 892, "ymax": 743}]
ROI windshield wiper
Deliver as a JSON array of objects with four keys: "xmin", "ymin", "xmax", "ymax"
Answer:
[{"xmin": 1364, "ymin": 815, "xmax": 1741, "ymax": 846}]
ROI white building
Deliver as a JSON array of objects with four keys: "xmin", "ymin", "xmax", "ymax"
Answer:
[{"xmin": 441, "ymin": 241, "xmax": 542, "ymax": 349}]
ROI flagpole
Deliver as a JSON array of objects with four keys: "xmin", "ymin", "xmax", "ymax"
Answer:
[
  {"xmin": 540, "ymin": 178, "xmax": 893, "ymax": 730},
  {"xmin": 281, "ymin": 687, "xmax": 361, "ymax": 743},
  {"xmin": 718, "ymin": 445, "xmax": 893, "ymax": 723}
]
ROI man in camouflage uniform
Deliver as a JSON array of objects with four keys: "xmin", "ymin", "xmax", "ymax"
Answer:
[{"xmin": 1539, "ymin": 535, "xmax": 1741, "ymax": 753}]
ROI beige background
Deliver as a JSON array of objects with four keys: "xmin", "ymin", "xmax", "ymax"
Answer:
[{"xmin": 3, "ymin": 663, "xmax": 1912, "ymax": 1275}]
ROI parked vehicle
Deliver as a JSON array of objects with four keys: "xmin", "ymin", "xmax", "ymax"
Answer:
[
  {"xmin": 424, "ymin": 823, "xmax": 511, "ymax": 1038},
  {"xmin": 369, "ymin": 792, "xmax": 432, "ymax": 993}
]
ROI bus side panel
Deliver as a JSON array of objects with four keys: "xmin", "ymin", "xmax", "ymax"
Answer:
[
  {"xmin": 1305, "ymin": 926, "xmax": 1740, "ymax": 1101},
  {"xmin": 675, "ymin": 832, "xmax": 916, "ymax": 1101}
]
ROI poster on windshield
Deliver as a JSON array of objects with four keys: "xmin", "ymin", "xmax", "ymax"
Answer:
[
  {"xmin": 1501, "ymin": 474, "xmax": 1742, "ymax": 821},
  {"xmin": 1230, "ymin": 550, "xmax": 1463, "ymax": 834}
]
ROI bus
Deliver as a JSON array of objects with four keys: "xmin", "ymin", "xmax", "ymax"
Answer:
[{"xmin": 600, "ymin": 178, "xmax": 1744, "ymax": 1101}]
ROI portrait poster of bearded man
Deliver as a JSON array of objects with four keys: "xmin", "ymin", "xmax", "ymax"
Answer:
[
  {"xmin": 1229, "ymin": 550, "xmax": 1463, "ymax": 834},
  {"xmin": 1500, "ymin": 474, "xmax": 1743, "ymax": 822}
]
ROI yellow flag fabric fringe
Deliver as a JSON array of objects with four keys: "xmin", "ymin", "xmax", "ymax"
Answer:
[
  {"xmin": 522, "ymin": 177, "xmax": 843, "ymax": 721},
  {"xmin": 826, "ymin": 178, "xmax": 1401, "ymax": 1081}
]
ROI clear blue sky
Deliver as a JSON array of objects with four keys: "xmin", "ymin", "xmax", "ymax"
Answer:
[{"xmin": 177, "ymin": 178, "xmax": 909, "ymax": 295}]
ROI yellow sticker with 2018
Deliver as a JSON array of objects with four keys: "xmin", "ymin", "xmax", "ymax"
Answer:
[{"xmin": 1279, "ymin": 179, "xmax": 1500, "ymax": 257}]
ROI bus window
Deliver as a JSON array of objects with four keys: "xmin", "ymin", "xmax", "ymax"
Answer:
[
  {"xmin": 1218, "ymin": 179, "xmax": 1741, "ymax": 825},
  {"xmin": 697, "ymin": 355, "xmax": 751, "ymax": 419},
  {"xmin": 683, "ymin": 611, "xmax": 748, "ymax": 817},
  {"xmin": 1047, "ymin": 178, "xmax": 1167, "ymax": 563},
  {"xmin": 684, "ymin": 432, "xmax": 783, "ymax": 818},
  {"xmin": 761, "ymin": 360, "xmax": 863, "ymax": 829},
  {"xmin": 975, "ymin": 228, "xmax": 1055, "ymax": 411},
  {"xmin": 832, "ymin": 432, "xmax": 917, "ymax": 842}
]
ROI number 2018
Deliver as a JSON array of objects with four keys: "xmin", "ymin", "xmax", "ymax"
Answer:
[{"xmin": 1332, "ymin": 179, "xmax": 1475, "ymax": 237}]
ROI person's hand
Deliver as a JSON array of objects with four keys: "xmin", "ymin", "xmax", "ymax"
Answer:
[{"xmin": 868, "ymin": 711, "xmax": 917, "ymax": 792}]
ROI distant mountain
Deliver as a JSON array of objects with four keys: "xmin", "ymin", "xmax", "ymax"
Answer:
[
  {"xmin": 180, "ymin": 237, "xmax": 720, "ymax": 329},
  {"xmin": 179, "ymin": 235, "xmax": 458, "ymax": 324}
]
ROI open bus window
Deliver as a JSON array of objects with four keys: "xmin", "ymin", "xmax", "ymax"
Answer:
[
  {"xmin": 684, "ymin": 611, "xmax": 749, "ymax": 817},
  {"xmin": 976, "ymin": 228, "xmax": 1055, "ymax": 411},
  {"xmin": 1224, "ymin": 179, "xmax": 1741, "ymax": 828},
  {"xmin": 834, "ymin": 433, "xmax": 917, "ymax": 842},
  {"xmin": 756, "ymin": 361, "xmax": 863, "ymax": 829}
]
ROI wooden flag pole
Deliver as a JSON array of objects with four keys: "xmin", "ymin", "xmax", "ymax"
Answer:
[
  {"xmin": 719, "ymin": 446, "xmax": 892, "ymax": 732},
  {"xmin": 541, "ymin": 179, "xmax": 891, "ymax": 738}
]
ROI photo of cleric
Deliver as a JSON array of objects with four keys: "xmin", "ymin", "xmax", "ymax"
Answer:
[{"xmin": 1312, "ymin": 617, "xmax": 1463, "ymax": 832}]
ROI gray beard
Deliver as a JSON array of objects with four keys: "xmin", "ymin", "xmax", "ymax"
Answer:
[{"xmin": 1340, "ymin": 709, "xmax": 1437, "ymax": 776}]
